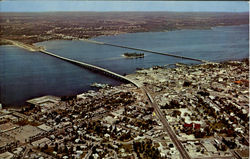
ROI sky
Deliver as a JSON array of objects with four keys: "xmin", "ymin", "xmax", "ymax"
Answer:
[{"xmin": 0, "ymin": 1, "xmax": 249, "ymax": 12}]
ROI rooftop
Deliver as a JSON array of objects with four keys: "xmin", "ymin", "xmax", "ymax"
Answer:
[{"xmin": 26, "ymin": 95, "xmax": 61, "ymax": 106}]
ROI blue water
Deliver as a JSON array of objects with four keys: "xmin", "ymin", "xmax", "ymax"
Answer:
[
  {"xmin": 0, "ymin": 46, "xmax": 121, "ymax": 106},
  {"xmin": 93, "ymin": 25, "xmax": 249, "ymax": 62},
  {"xmin": 0, "ymin": 25, "xmax": 248, "ymax": 106}
]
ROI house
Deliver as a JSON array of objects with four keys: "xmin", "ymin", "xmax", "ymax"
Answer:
[
  {"xmin": 194, "ymin": 123, "xmax": 201, "ymax": 129},
  {"xmin": 184, "ymin": 123, "xmax": 193, "ymax": 128}
]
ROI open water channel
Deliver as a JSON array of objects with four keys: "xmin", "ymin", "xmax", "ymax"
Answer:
[{"xmin": 0, "ymin": 25, "xmax": 248, "ymax": 106}]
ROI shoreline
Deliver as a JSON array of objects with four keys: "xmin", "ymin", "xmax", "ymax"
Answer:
[
  {"xmin": 0, "ymin": 24, "xmax": 248, "ymax": 46},
  {"xmin": 0, "ymin": 58, "xmax": 248, "ymax": 159},
  {"xmin": 1, "ymin": 24, "xmax": 248, "ymax": 107},
  {"xmin": 2, "ymin": 58, "xmax": 249, "ymax": 108}
]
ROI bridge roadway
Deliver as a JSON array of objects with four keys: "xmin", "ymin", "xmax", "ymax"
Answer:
[
  {"xmin": 80, "ymin": 38, "xmax": 208, "ymax": 63},
  {"xmin": 1, "ymin": 39, "xmax": 42, "ymax": 52},
  {"xmin": 40, "ymin": 50, "xmax": 141, "ymax": 87}
]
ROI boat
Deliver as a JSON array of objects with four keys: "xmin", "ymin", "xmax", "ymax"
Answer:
[{"xmin": 91, "ymin": 82, "xmax": 110, "ymax": 89}]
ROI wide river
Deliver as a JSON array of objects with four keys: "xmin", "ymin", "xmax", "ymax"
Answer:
[{"xmin": 0, "ymin": 25, "xmax": 248, "ymax": 106}]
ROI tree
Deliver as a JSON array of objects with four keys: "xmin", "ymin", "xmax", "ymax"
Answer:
[
  {"xmin": 172, "ymin": 110, "xmax": 181, "ymax": 117},
  {"xmin": 42, "ymin": 144, "xmax": 48, "ymax": 152},
  {"xmin": 221, "ymin": 144, "xmax": 227, "ymax": 151},
  {"xmin": 204, "ymin": 126, "xmax": 212, "ymax": 136},
  {"xmin": 194, "ymin": 130, "xmax": 205, "ymax": 138},
  {"xmin": 54, "ymin": 143, "xmax": 58, "ymax": 152},
  {"xmin": 76, "ymin": 145, "xmax": 81, "ymax": 150},
  {"xmin": 64, "ymin": 145, "xmax": 69, "ymax": 154}
]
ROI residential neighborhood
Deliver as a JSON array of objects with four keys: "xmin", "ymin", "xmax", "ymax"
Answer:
[{"xmin": 0, "ymin": 59, "xmax": 249, "ymax": 159}]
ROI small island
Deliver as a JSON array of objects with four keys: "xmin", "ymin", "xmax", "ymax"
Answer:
[{"xmin": 123, "ymin": 52, "xmax": 144, "ymax": 59}]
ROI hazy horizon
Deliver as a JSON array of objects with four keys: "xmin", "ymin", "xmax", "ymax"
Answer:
[
  {"xmin": 1, "ymin": 11, "xmax": 249, "ymax": 13},
  {"xmin": 0, "ymin": 1, "xmax": 249, "ymax": 13}
]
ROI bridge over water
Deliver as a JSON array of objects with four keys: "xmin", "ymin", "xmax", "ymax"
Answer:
[
  {"xmin": 4, "ymin": 38, "xmax": 208, "ymax": 86},
  {"xmin": 80, "ymin": 38, "xmax": 208, "ymax": 63},
  {"xmin": 40, "ymin": 50, "xmax": 141, "ymax": 87},
  {"xmin": 6, "ymin": 39, "xmax": 196, "ymax": 159}
]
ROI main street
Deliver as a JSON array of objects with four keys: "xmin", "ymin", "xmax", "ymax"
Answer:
[
  {"xmin": 142, "ymin": 86, "xmax": 191, "ymax": 159},
  {"xmin": 84, "ymin": 143, "xmax": 98, "ymax": 159}
]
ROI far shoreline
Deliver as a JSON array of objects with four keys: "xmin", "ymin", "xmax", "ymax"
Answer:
[{"xmin": 0, "ymin": 24, "xmax": 248, "ymax": 46}]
